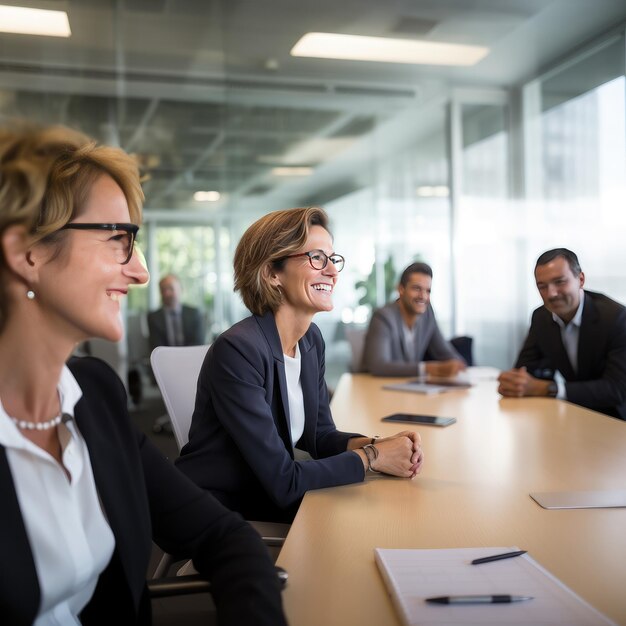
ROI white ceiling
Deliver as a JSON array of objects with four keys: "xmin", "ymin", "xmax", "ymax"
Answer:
[{"xmin": 0, "ymin": 0, "xmax": 624, "ymax": 215}]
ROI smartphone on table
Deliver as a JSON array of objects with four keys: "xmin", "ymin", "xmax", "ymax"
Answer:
[{"xmin": 381, "ymin": 413, "xmax": 456, "ymax": 427}]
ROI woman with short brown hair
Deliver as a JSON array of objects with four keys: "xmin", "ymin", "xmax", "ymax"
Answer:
[{"xmin": 177, "ymin": 207, "xmax": 423, "ymax": 523}]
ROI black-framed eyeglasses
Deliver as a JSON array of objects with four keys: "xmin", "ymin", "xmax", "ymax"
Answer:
[
  {"xmin": 284, "ymin": 249, "xmax": 345, "ymax": 272},
  {"xmin": 60, "ymin": 223, "xmax": 139, "ymax": 265}
]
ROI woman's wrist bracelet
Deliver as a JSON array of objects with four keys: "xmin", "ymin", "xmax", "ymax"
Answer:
[{"xmin": 362, "ymin": 443, "xmax": 381, "ymax": 473}]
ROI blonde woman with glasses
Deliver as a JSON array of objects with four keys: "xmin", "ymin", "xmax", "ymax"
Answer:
[{"xmin": 0, "ymin": 124, "xmax": 286, "ymax": 626}]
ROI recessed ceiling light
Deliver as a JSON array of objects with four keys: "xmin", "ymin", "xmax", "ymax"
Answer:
[
  {"xmin": 0, "ymin": 5, "xmax": 71, "ymax": 37},
  {"xmin": 291, "ymin": 33, "xmax": 488, "ymax": 67},
  {"xmin": 271, "ymin": 167, "xmax": 313, "ymax": 177},
  {"xmin": 193, "ymin": 191, "xmax": 221, "ymax": 201}
]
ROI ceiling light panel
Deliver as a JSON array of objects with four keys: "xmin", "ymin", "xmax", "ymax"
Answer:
[
  {"xmin": 0, "ymin": 5, "xmax": 71, "ymax": 37},
  {"xmin": 291, "ymin": 32, "xmax": 488, "ymax": 66},
  {"xmin": 272, "ymin": 167, "xmax": 313, "ymax": 176}
]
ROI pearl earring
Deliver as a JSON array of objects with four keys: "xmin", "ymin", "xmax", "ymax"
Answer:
[{"xmin": 26, "ymin": 289, "xmax": 35, "ymax": 300}]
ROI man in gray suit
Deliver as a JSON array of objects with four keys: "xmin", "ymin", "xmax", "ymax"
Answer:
[
  {"xmin": 361, "ymin": 262, "xmax": 466, "ymax": 377},
  {"xmin": 148, "ymin": 274, "xmax": 205, "ymax": 350}
]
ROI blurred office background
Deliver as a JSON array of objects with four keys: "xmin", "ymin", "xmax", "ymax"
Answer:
[{"xmin": 1, "ymin": 0, "xmax": 625, "ymax": 386}]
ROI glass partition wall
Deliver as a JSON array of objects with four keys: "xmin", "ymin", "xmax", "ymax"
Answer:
[
  {"xmin": 523, "ymin": 33, "xmax": 626, "ymax": 317},
  {"xmin": 0, "ymin": 5, "xmax": 624, "ymax": 386}
]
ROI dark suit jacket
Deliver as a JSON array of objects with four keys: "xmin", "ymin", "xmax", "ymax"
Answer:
[
  {"xmin": 515, "ymin": 290, "xmax": 626, "ymax": 420},
  {"xmin": 0, "ymin": 357, "xmax": 285, "ymax": 626},
  {"xmin": 176, "ymin": 311, "xmax": 365, "ymax": 523},
  {"xmin": 147, "ymin": 304, "xmax": 205, "ymax": 350},
  {"xmin": 361, "ymin": 300, "xmax": 462, "ymax": 376}
]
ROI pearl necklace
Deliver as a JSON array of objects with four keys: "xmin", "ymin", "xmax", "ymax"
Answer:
[{"xmin": 11, "ymin": 414, "xmax": 63, "ymax": 431}]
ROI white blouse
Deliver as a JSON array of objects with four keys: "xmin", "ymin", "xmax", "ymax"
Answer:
[
  {"xmin": 283, "ymin": 344, "xmax": 305, "ymax": 446},
  {"xmin": 0, "ymin": 366, "xmax": 115, "ymax": 625}
]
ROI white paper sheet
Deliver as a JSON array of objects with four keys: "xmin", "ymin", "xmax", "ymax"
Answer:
[
  {"xmin": 530, "ymin": 490, "xmax": 626, "ymax": 509},
  {"xmin": 382, "ymin": 382, "xmax": 451, "ymax": 395},
  {"xmin": 374, "ymin": 547, "xmax": 615, "ymax": 626}
]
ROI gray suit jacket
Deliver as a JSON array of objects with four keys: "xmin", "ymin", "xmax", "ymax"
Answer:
[
  {"xmin": 147, "ymin": 304, "xmax": 205, "ymax": 351},
  {"xmin": 361, "ymin": 300, "xmax": 461, "ymax": 376}
]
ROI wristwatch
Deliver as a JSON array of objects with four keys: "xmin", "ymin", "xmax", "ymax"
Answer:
[{"xmin": 547, "ymin": 381, "xmax": 558, "ymax": 397}]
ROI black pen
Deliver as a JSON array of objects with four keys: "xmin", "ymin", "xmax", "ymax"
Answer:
[
  {"xmin": 471, "ymin": 550, "xmax": 527, "ymax": 565},
  {"xmin": 426, "ymin": 595, "xmax": 533, "ymax": 605}
]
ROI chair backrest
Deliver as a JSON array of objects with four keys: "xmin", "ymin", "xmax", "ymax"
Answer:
[
  {"xmin": 344, "ymin": 326, "xmax": 367, "ymax": 373},
  {"xmin": 450, "ymin": 335, "xmax": 474, "ymax": 367},
  {"xmin": 150, "ymin": 344, "xmax": 209, "ymax": 450}
]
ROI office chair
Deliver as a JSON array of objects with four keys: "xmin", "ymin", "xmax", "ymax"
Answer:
[
  {"xmin": 150, "ymin": 345, "xmax": 289, "ymax": 578},
  {"xmin": 148, "ymin": 567, "xmax": 288, "ymax": 598},
  {"xmin": 150, "ymin": 344, "xmax": 209, "ymax": 448},
  {"xmin": 450, "ymin": 335, "xmax": 474, "ymax": 366}
]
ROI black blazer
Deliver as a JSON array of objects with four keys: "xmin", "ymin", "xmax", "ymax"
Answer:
[
  {"xmin": 0, "ymin": 357, "xmax": 285, "ymax": 626},
  {"xmin": 147, "ymin": 305, "xmax": 205, "ymax": 350},
  {"xmin": 176, "ymin": 311, "xmax": 365, "ymax": 523},
  {"xmin": 515, "ymin": 290, "xmax": 626, "ymax": 420}
]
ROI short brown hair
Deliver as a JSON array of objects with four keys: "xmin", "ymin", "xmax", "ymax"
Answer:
[
  {"xmin": 0, "ymin": 122, "xmax": 144, "ymax": 328},
  {"xmin": 234, "ymin": 207, "xmax": 329, "ymax": 315},
  {"xmin": 399, "ymin": 262, "xmax": 433, "ymax": 286}
]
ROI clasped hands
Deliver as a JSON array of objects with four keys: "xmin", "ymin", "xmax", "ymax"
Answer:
[
  {"xmin": 497, "ymin": 366, "xmax": 552, "ymax": 397},
  {"xmin": 366, "ymin": 431, "xmax": 423, "ymax": 478}
]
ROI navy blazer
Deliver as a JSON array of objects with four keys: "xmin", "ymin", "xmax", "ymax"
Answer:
[
  {"xmin": 0, "ymin": 357, "xmax": 286, "ymax": 625},
  {"xmin": 515, "ymin": 290, "xmax": 626, "ymax": 420},
  {"xmin": 176, "ymin": 311, "xmax": 365, "ymax": 522}
]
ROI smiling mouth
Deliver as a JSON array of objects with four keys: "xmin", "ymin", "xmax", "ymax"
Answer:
[
  {"xmin": 313, "ymin": 284, "xmax": 333, "ymax": 293},
  {"xmin": 106, "ymin": 290, "xmax": 126, "ymax": 302}
]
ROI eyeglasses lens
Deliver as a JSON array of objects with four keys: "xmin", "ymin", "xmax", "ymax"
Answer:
[
  {"xmin": 308, "ymin": 252, "xmax": 344, "ymax": 272},
  {"xmin": 113, "ymin": 231, "xmax": 135, "ymax": 265},
  {"xmin": 330, "ymin": 255, "xmax": 345, "ymax": 272}
]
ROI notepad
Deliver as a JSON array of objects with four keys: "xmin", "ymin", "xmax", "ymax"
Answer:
[
  {"xmin": 408, "ymin": 375, "xmax": 473, "ymax": 389},
  {"xmin": 383, "ymin": 382, "xmax": 451, "ymax": 395},
  {"xmin": 374, "ymin": 547, "xmax": 616, "ymax": 625},
  {"xmin": 530, "ymin": 490, "xmax": 626, "ymax": 509}
]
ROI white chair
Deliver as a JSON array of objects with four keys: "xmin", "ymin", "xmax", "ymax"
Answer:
[
  {"xmin": 150, "ymin": 345, "xmax": 209, "ymax": 449},
  {"xmin": 149, "ymin": 345, "xmax": 288, "ymax": 577}
]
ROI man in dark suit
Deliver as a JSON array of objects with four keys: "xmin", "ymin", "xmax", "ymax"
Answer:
[
  {"xmin": 498, "ymin": 248, "xmax": 626, "ymax": 419},
  {"xmin": 148, "ymin": 274, "xmax": 205, "ymax": 350}
]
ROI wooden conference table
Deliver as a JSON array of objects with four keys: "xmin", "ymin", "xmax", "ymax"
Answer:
[{"xmin": 276, "ymin": 372, "xmax": 626, "ymax": 625}]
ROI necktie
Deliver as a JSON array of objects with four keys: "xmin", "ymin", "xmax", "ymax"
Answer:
[{"xmin": 169, "ymin": 310, "xmax": 184, "ymax": 346}]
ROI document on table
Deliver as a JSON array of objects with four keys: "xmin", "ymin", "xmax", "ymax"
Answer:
[
  {"xmin": 407, "ymin": 377, "xmax": 473, "ymax": 389},
  {"xmin": 383, "ymin": 382, "xmax": 452, "ymax": 395},
  {"xmin": 374, "ymin": 547, "xmax": 616, "ymax": 625},
  {"xmin": 530, "ymin": 490, "xmax": 626, "ymax": 509}
]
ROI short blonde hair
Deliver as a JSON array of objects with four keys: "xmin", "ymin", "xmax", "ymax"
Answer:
[
  {"xmin": 0, "ymin": 122, "xmax": 144, "ymax": 327},
  {"xmin": 234, "ymin": 207, "xmax": 329, "ymax": 315}
]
